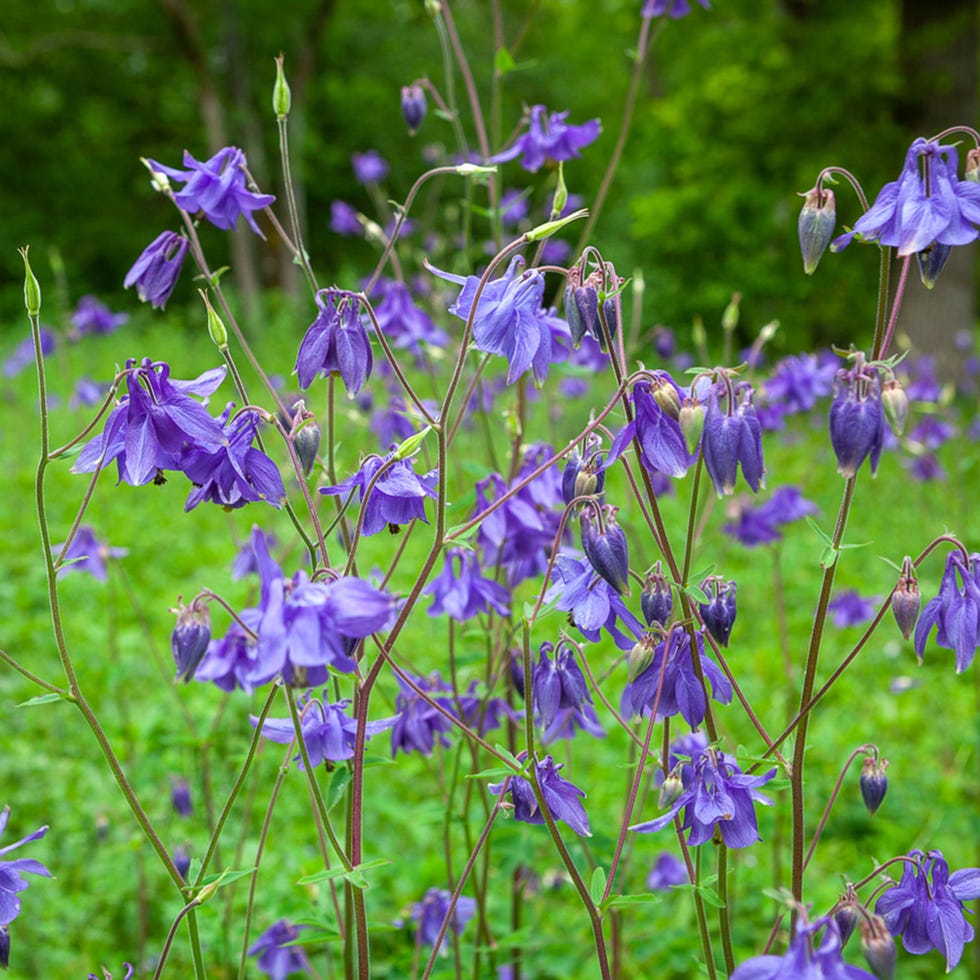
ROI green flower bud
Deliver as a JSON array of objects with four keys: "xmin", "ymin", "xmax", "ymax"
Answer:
[
  {"xmin": 658, "ymin": 765, "xmax": 685, "ymax": 809},
  {"xmin": 525, "ymin": 208, "xmax": 589, "ymax": 243},
  {"xmin": 273, "ymin": 53, "xmax": 292, "ymax": 119},
  {"xmin": 552, "ymin": 162, "xmax": 568, "ymax": 219},
  {"xmin": 198, "ymin": 290, "xmax": 228, "ymax": 349},
  {"xmin": 651, "ymin": 376, "xmax": 681, "ymax": 420},
  {"xmin": 679, "ymin": 397, "xmax": 705, "ymax": 454},
  {"xmin": 798, "ymin": 186, "xmax": 836, "ymax": 275},
  {"xmin": 628, "ymin": 633, "xmax": 656, "ymax": 682},
  {"xmin": 722, "ymin": 292, "xmax": 741, "ymax": 333},
  {"xmin": 19, "ymin": 246, "xmax": 41, "ymax": 316},
  {"xmin": 880, "ymin": 378, "xmax": 908, "ymax": 436}
]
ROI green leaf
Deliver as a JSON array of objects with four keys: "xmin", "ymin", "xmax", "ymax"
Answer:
[
  {"xmin": 195, "ymin": 867, "xmax": 255, "ymax": 893},
  {"xmin": 806, "ymin": 517, "xmax": 834, "ymax": 548},
  {"xmin": 694, "ymin": 883, "xmax": 725, "ymax": 909},
  {"xmin": 17, "ymin": 692, "xmax": 65, "ymax": 708},
  {"xmin": 297, "ymin": 858, "xmax": 390, "ymax": 888},
  {"xmin": 589, "ymin": 866, "xmax": 607, "ymax": 905},
  {"xmin": 603, "ymin": 892, "xmax": 662, "ymax": 909},
  {"xmin": 327, "ymin": 768, "xmax": 352, "ymax": 811},
  {"xmin": 495, "ymin": 46, "xmax": 516, "ymax": 74}
]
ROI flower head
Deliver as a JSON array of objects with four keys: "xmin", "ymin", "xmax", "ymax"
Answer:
[
  {"xmin": 248, "ymin": 919, "xmax": 312, "ymax": 980},
  {"xmin": 830, "ymin": 359, "xmax": 885, "ymax": 478},
  {"xmin": 723, "ymin": 485, "xmax": 819, "ymax": 547},
  {"xmin": 70, "ymin": 296, "xmax": 128, "ymax": 338},
  {"xmin": 295, "ymin": 288, "xmax": 373, "ymax": 398},
  {"xmin": 631, "ymin": 376, "xmax": 693, "ymax": 479},
  {"xmin": 646, "ymin": 852, "xmax": 688, "ymax": 891},
  {"xmin": 390, "ymin": 673, "xmax": 459, "ymax": 757},
  {"xmin": 425, "ymin": 548, "xmax": 510, "ymax": 621},
  {"xmin": 580, "ymin": 505, "xmax": 630, "ymax": 596},
  {"xmin": 702, "ymin": 382, "xmax": 765, "ymax": 496},
  {"xmin": 150, "ymin": 147, "xmax": 275, "ymax": 235},
  {"xmin": 124, "ymin": 231, "xmax": 189, "ymax": 309},
  {"xmin": 0, "ymin": 806, "xmax": 52, "ymax": 927},
  {"xmin": 401, "ymin": 84, "xmax": 427, "ymax": 134},
  {"xmin": 53, "ymin": 525, "xmax": 128, "ymax": 580},
  {"xmin": 170, "ymin": 596, "xmax": 211, "ymax": 682},
  {"xmin": 490, "ymin": 756, "xmax": 591, "ymax": 836},
  {"xmin": 699, "ymin": 576, "xmax": 738, "ymax": 647},
  {"xmin": 371, "ymin": 279, "xmax": 448, "ymax": 355},
  {"xmin": 531, "ymin": 641, "xmax": 593, "ymax": 731},
  {"xmin": 404, "ymin": 888, "xmax": 477, "ymax": 953},
  {"xmin": 491, "ymin": 105, "xmax": 601, "ymax": 172},
  {"xmin": 352, "ymin": 150, "xmax": 389, "ymax": 185},
  {"xmin": 914, "ymin": 550, "xmax": 980, "ymax": 672}
]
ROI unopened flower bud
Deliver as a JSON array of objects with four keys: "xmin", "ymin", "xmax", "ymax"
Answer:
[
  {"xmin": 651, "ymin": 376, "xmax": 681, "ymax": 421},
  {"xmin": 171, "ymin": 776, "xmax": 193, "ymax": 817},
  {"xmin": 581, "ymin": 506, "xmax": 630, "ymax": 596},
  {"xmin": 562, "ymin": 449, "xmax": 605, "ymax": 506},
  {"xmin": 833, "ymin": 897, "xmax": 862, "ymax": 947},
  {"xmin": 966, "ymin": 147, "xmax": 980, "ymax": 183},
  {"xmin": 860, "ymin": 913, "xmax": 896, "ymax": 980},
  {"xmin": 273, "ymin": 53, "xmax": 291, "ymax": 119},
  {"xmin": 722, "ymin": 292, "xmax": 741, "ymax": 333},
  {"xmin": 891, "ymin": 557, "xmax": 920, "ymax": 640},
  {"xmin": 564, "ymin": 265, "xmax": 599, "ymax": 349},
  {"xmin": 199, "ymin": 290, "xmax": 228, "ymax": 349},
  {"xmin": 916, "ymin": 241, "xmax": 951, "ymax": 289},
  {"xmin": 290, "ymin": 402, "xmax": 321, "ymax": 477},
  {"xmin": 798, "ymin": 186, "xmax": 836, "ymax": 275},
  {"xmin": 860, "ymin": 756, "xmax": 888, "ymax": 815},
  {"xmin": 679, "ymin": 397, "xmax": 705, "ymax": 454},
  {"xmin": 19, "ymin": 246, "xmax": 41, "ymax": 317},
  {"xmin": 658, "ymin": 765, "xmax": 685, "ymax": 809},
  {"xmin": 640, "ymin": 564, "xmax": 673, "ymax": 627},
  {"xmin": 699, "ymin": 576, "xmax": 737, "ymax": 647},
  {"xmin": 628, "ymin": 633, "xmax": 657, "ymax": 682},
  {"xmin": 880, "ymin": 379, "xmax": 908, "ymax": 436},
  {"xmin": 401, "ymin": 83, "xmax": 427, "ymax": 134},
  {"xmin": 552, "ymin": 162, "xmax": 568, "ymax": 218},
  {"xmin": 170, "ymin": 596, "xmax": 211, "ymax": 683}
]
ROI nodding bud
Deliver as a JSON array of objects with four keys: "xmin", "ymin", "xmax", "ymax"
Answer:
[
  {"xmin": 860, "ymin": 914, "xmax": 896, "ymax": 980},
  {"xmin": 290, "ymin": 401, "xmax": 321, "ymax": 477},
  {"xmin": 698, "ymin": 576, "xmax": 737, "ymax": 647},
  {"xmin": 833, "ymin": 896, "xmax": 862, "ymax": 947},
  {"xmin": 562, "ymin": 449, "xmax": 605, "ymax": 506},
  {"xmin": 966, "ymin": 147, "xmax": 980, "ymax": 183},
  {"xmin": 658, "ymin": 765, "xmax": 685, "ymax": 809},
  {"xmin": 859, "ymin": 756, "xmax": 888, "ymax": 815},
  {"xmin": 564, "ymin": 264, "xmax": 600, "ymax": 349},
  {"xmin": 170, "ymin": 596, "xmax": 211, "ymax": 683},
  {"xmin": 891, "ymin": 557, "xmax": 920, "ymax": 640},
  {"xmin": 880, "ymin": 379, "xmax": 908, "ymax": 436},
  {"xmin": 722, "ymin": 292, "xmax": 741, "ymax": 333},
  {"xmin": 400, "ymin": 83, "xmax": 427, "ymax": 135},
  {"xmin": 916, "ymin": 241, "xmax": 952, "ymax": 289},
  {"xmin": 580, "ymin": 505, "xmax": 631, "ymax": 596},
  {"xmin": 679, "ymin": 397, "xmax": 705, "ymax": 455},
  {"xmin": 628, "ymin": 632, "xmax": 657, "ymax": 682},
  {"xmin": 273, "ymin": 53, "xmax": 291, "ymax": 119},
  {"xmin": 552, "ymin": 162, "xmax": 568, "ymax": 218},
  {"xmin": 651, "ymin": 376, "xmax": 682, "ymax": 421},
  {"xmin": 798, "ymin": 186, "xmax": 836, "ymax": 275},
  {"xmin": 19, "ymin": 246, "xmax": 41, "ymax": 317},
  {"xmin": 641, "ymin": 564, "xmax": 673, "ymax": 627},
  {"xmin": 199, "ymin": 290, "xmax": 228, "ymax": 349}
]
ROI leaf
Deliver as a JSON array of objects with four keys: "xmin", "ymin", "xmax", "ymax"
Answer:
[
  {"xmin": 604, "ymin": 892, "xmax": 663, "ymax": 909},
  {"xmin": 806, "ymin": 517, "xmax": 834, "ymax": 548},
  {"xmin": 495, "ymin": 47, "xmax": 516, "ymax": 74},
  {"xmin": 327, "ymin": 768, "xmax": 352, "ymax": 812},
  {"xmin": 694, "ymin": 883, "xmax": 725, "ymax": 909},
  {"xmin": 589, "ymin": 866, "xmax": 607, "ymax": 905},
  {"xmin": 17, "ymin": 692, "xmax": 65, "ymax": 708},
  {"xmin": 297, "ymin": 858, "xmax": 390, "ymax": 888}
]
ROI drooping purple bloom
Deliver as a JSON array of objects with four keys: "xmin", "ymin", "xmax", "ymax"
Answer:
[
  {"xmin": 330, "ymin": 200, "xmax": 363, "ymax": 236},
  {"xmin": 828, "ymin": 589, "xmax": 878, "ymax": 628},
  {"xmin": 53, "ymin": 525, "xmax": 128, "ymax": 580},
  {"xmin": 860, "ymin": 757, "xmax": 888, "ymax": 815},
  {"xmin": 699, "ymin": 577, "xmax": 738, "ymax": 646},
  {"xmin": 631, "ymin": 377, "xmax": 692, "ymax": 479},
  {"xmin": 87, "ymin": 962, "xmax": 136, "ymax": 980},
  {"xmin": 231, "ymin": 526, "xmax": 277, "ymax": 580},
  {"xmin": 247, "ymin": 919, "xmax": 312, "ymax": 980},
  {"xmin": 830, "ymin": 361, "xmax": 885, "ymax": 478},
  {"xmin": 371, "ymin": 279, "xmax": 448, "ymax": 354},
  {"xmin": 295, "ymin": 288, "xmax": 373, "ymax": 398},
  {"xmin": 531, "ymin": 641, "xmax": 593, "ymax": 731},
  {"xmin": 580, "ymin": 505, "xmax": 630, "ymax": 595},
  {"xmin": 702, "ymin": 383, "xmax": 765, "ymax": 496},
  {"xmin": 641, "ymin": 564, "xmax": 673, "ymax": 627},
  {"xmin": 730, "ymin": 914, "xmax": 876, "ymax": 979},
  {"xmin": 491, "ymin": 105, "xmax": 601, "ymax": 172},
  {"xmin": 3, "ymin": 328, "xmax": 56, "ymax": 378},
  {"xmin": 621, "ymin": 628, "xmax": 733, "ymax": 729},
  {"xmin": 124, "ymin": 231, "xmax": 189, "ymax": 309},
  {"xmin": 646, "ymin": 852, "xmax": 688, "ymax": 891},
  {"xmin": 321, "ymin": 451, "xmax": 437, "ymax": 535},
  {"xmin": 180, "ymin": 407, "xmax": 286, "ymax": 511},
  {"xmin": 404, "ymin": 888, "xmax": 477, "ymax": 953},
  {"xmin": 425, "ymin": 548, "xmax": 510, "ymax": 621},
  {"xmin": 401, "ymin": 83, "xmax": 427, "ymax": 134},
  {"xmin": 70, "ymin": 296, "xmax": 128, "ymax": 338},
  {"xmin": 429, "ymin": 255, "xmax": 554, "ymax": 385},
  {"xmin": 352, "ymin": 150, "xmax": 389, "ymax": 185},
  {"xmin": 253, "ymin": 691, "xmax": 396, "ymax": 768},
  {"xmin": 490, "ymin": 756, "xmax": 591, "ymax": 836},
  {"xmin": 643, "ymin": 0, "xmax": 711, "ymax": 18},
  {"xmin": 149, "ymin": 147, "xmax": 275, "ymax": 236},
  {"xmin": 170, "ymin": 596, "xmax": 211, "ymax": 681},
  {"xmin": 0, "ymin": 806, "xmax": 52, "ymax": 927},
  {"xmin": 631, "ymin": 746, "xmax": 775, "ymax": 848},
  {"xmin": 874, "ymin": 848, "xmax": 980, "ymax": 972},
  {"xmin": 833, "ymin": 138, "xmax": 980, "ymax": 256},
  {"xmin": 914, "ymin": 550, "xmax": 980, "ymax": 673},
  {"xmin": 390, "ymin": 673, "xmax": 459, "ymax": 757},
  {"xmin": 72, "ymin": 358, "xmax": 228, "ymax": 487}
]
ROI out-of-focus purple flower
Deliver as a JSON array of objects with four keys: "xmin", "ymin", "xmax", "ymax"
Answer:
[
  {"xmin": 646, "ymin": 852, "xmax": 688, "ymax": 891},
  {"xmin": 643, "ymin": 0, "xmax": 711, "ymax": 18},
  {"xmin": 490, "ymin": 756, "xmax": 591, "ymax": 836},
  {"xmin": 370, "ymin": 391, "xmax": 439, "ymax": 448},
  {"xmin": 491, "ymin": 105, "xmax": 601, "ymax": 172},
  {"xmin": 330, "ymin": 200, "xmax": 363, "ymax": 236},
  {"xmin": 731, "ymin": 914, "xmax": 876, "ymax": 979},
  {"xmin": 631, "ymin": 746, "xmax": 775, "ymax": 848},
  {"xmin": 723, "ymin": 485, "xmax": 819, "ymax": 547},
  {"xmin": 621, "ymin": 628, "xmax": 732, "ymax": 729},
  {"xmin": 173, "ymin": 844, "xmax": 191, "ymax": 881},
  {"xmin": 405, "ymin": 888, "xmax": 477, "ymax": 953},
  {"xmin": 295, "ymin": 288, "xmax": 373, "ymax": 398},
  {"xmin": 170, "ymin": 776, "xmax": 193, "ymax": 817},
  {"xmin": 828, "ymin": 589, "xmax": 878, "ymax": 628},
  {"xmin": 914, "ymin": 549, "xmax": 980, "ymax": 673},
  {"xmin": 532, "ymin": 641, "xmax": 593, "ymax": 731},
  {"xmin": 180, "ymin": 407, "xmax": 285, "ymax": 511},
  {"xmin": 830, "ymin": 359, "xmax": 885, "ymax": 478},
  {"xmin": 903, "ymin": 450, "xmax": 945, "ymax": 481},
  {"xmin": 425, "ymin": 548, "xmax": 510, "ymax": 621},
  {"xmin": 429, "ymin": 255, "xmax": 553, "ymax": 385},
  {"xmin": 906, "ymin": 416, "xmax": 954, "ymax": 451},
  {"xmin": 500, "ymin": 189, "xmax": 530, "ymax": 227},
  {"xmin": 70, "ymin": 377, "xmax": 111, "ymax": 410},
  {"xmin": 0, "ymin": 806, "xmax": 52, "ymax": 927},
  {"xmin": 70, "ymin": 296, "xmax": 128, "ymax": 338},
  {"xmin": 253, "ymin": 691, "xmax": 396, "ymax": 768},
  {"xmin": 401, "ymin": 84, "xmax": 427, "ymax": 134},
  {"xmin": 352, "ymin": 150, "xmax": 389, "ymax": 184},
  {"xmin": 899, "ymin": 355, "xmax": 943, "ymax": 404},
  {"xmin": 124, "ymin": 231, "xmax": 189, "ymax": 309},
  {"xmin": 833, "ymin": 138, "xmax": 980, "ymax": 256},
  {"xmin": 248, "ymin": 919, "xmax": 312, "ymax": 980},
  {"xmin": 231, "ymin": 526, "xmax": 277, "ymax": 581},
  {"xmin": 702, "ymin": 383, "xmax": 765, "ymax": 496},
  {"xmin": 761, "ymin": 351, "xmax": 837, "ymax": 428},
  {"xmin": 3, "ymin": 328, "xmax": 56, "ymax": 378},
  {"xmin": 875, "ymin": 848, "xmax": 980, "ymax": 972},
  {"xmin": 371, "ymin": 279, "xmax": 448, "ymax": 354},
  {"xmin": 321, "ymin": 451, "xmax": 437, "ymax": 535},
  {"xmin": 149, "ymin": 147, "xmax": 275, "ymax": 236},
  {"xmin": 390, "ymin": 673, "xmax": 458, "ymax": 757},
  {"xmin": 54, "ymin": 525, "xmax": 128, "ymax": 580}
]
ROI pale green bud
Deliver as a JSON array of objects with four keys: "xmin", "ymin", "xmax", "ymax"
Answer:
[
  {"xmin": 273, "ymin": 53, "xmax": 292, "ymax": 119},
  {"xmin": 19, "ymin": 246, "xmax": 41, "ymax": 316}
]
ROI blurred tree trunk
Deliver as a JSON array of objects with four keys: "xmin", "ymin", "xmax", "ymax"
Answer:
[{"xmin": 895, "ymin": 0, "xmax": 978, "ymax": 378}]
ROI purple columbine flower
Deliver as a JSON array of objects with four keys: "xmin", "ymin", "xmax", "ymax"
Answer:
[
  {"xmin": 429, "ymin": 255, "xmax": 554, "ymax": 385},
  {"xmin": 53, "ymin": 525, "xmax": 128, "ymax": 580},
  {"xmin": 70, "ymin": 296, "xmax": 128, "ymax": 338},
  {"xmin": 70, "ymin": 377, "xmax": 111, "ymax": 410},
  {"xmin": 425, "ymin": 548, "xmax": 511, "ymax": 621},
  {"xmin": 622, "ymin": 628, "xmax": 732, "ymax": 729},
  {"xmin": 72, "ymin": 358, "xmax": 228, "ymax": 487},
  {"xmin": 643, "ymin": 0, "xmax": 711, "ymax": 18},
  {"xmin": 630, "ymin": 746, "xmax": 776, "ymax": 848},
  {"xmin": 630, "ymin": 376, "xmax": 693, "ymax": 479},
  {"xmin": 321, "ymin": 451, "xmax": 437, "ymax": 536},
  {"xmin": 352, "ymin": 149, "xmax": 389, "ymax": 184},
  {"xmin": 761, "ymin": 351, "xmax": 837, "ymax": 427},
  {"xmin": 390, "ymin": 673, "xmax": 459, "ymax": 757},
  {"xmin": 641, "ymin": 564, "xmax": 674, "ymax": 627},
  {"xmin": 170, "ymin": 596, "xmax": 211, "ymax": 682},
  {"xmin": 253, "ymin": 692, "xmax": 396, "ymax": 768},
  {"xmin": 914, "ymin": 550, "xmax": 980, "ymax": 673},
  {"xmin": 580, "ymin": 505, "xmax": 631, "ymax": 596},
  {"xmin": 702, "ymin": 383, "xmax": 765, "ymax": 496},
  {"xmin": 828, "ymin": 589, "xmax": 878, "ymax": 628},
  {"xmin": 295, "ymin": 288, "xmax": 373, "ymax": 398},
  {"xmin": 371, "ymin": 279, "xmax": 448, "ymax": 355},
  {"xmin": 699, "ymin": 577, "xmax": 738, "ymax": 647},
  {"xmin": 833, "ymin": 137, "xmax": 980, "ymax": 256},
  {"xmin": 3, "ymin": 328, "xmax": 56, "ymax": 379},
  {"xmin": 124, "ymin": 231, "xmax": 189, "ymax": 309},
  {"xmin": 875, "ymin": 848, "xmax": 980, "ymax": 972},
  {"xmin": 646, "ymin": 852, "xmax": 688, "ymax": 891},
  {"xmin": 531, "ymin": 641, "xmax": 593, "ymax": 731},
  {"xmin": 401, "ymin": 83, "xmax": 427, "ymax": 134},
  {"xmin": 404, "ymin": 888, "xmax": 477, "ymax": 953},
  {"xmin": 231, "ymin": 526, "xmax": 277, "ymax": 580},
  {"xmin": 193, "ymin": 609, "xmax": 262, "ymax": 694},
  {"xmin": 149, "ymin": 147, "xmax": 275, "ymax": 236},
  {"xmin": 730, "ymin": 913, "xmax": 876, "ymax": 979},
  {"xmin": 248, "ymin": 919, "xmax": 312, "ymax": 979},
  {"xmin": 330, "ymin": 200, "xmax": 362, "ymax": 236},
  {"xmin": 491, "ymin": 105, "xmax": 601, "ymax": 172},
  {"xmin": 723, "ymin": 485, "xmax": 819, "ymax": 548},
  {"xmin": 829, "ymin": 359, "xmax": 885, "ymax": 478},
  {"xmin": 180, "ymin": 407, "xmax": 286, "ymax": 511},
  {"xmin": 490, "ymin": 756, "xmax": 591, "ymax": 836},
  {"xmin": 0, "ymin": 806, "xmax": 52, "ymax": 927}
]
